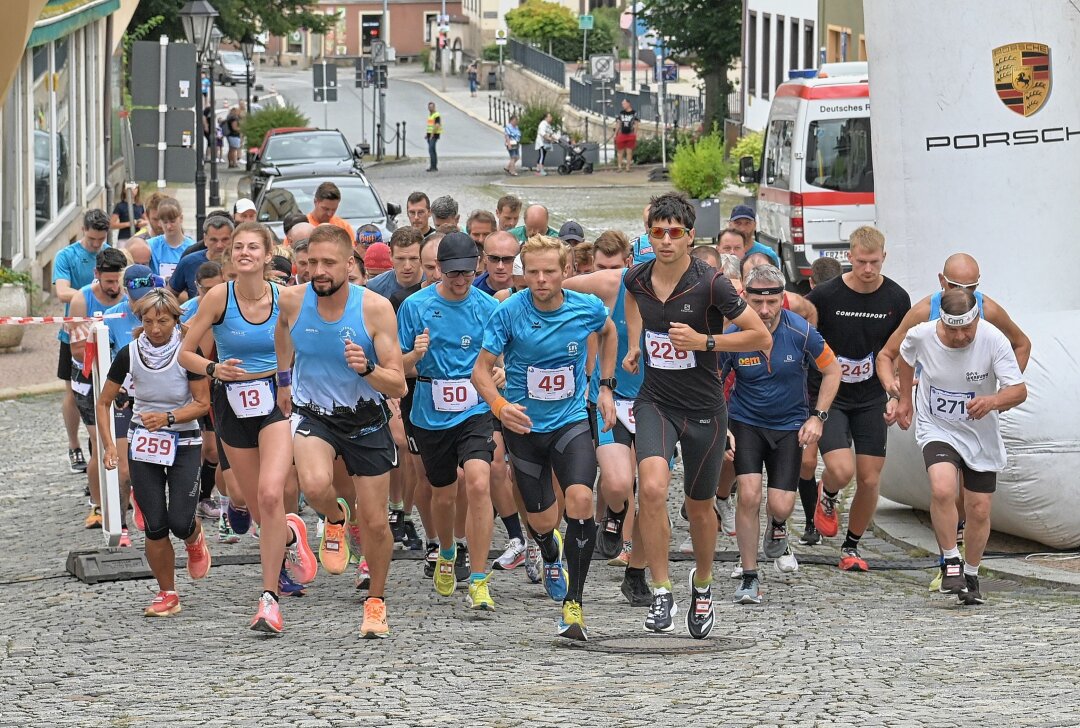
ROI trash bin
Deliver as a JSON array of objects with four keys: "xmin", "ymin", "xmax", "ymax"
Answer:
[{"xmin": 487, "ymin": 70, "xmax": 497, "ymax": 90}]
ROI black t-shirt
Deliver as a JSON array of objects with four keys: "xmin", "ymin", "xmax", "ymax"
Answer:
[
  {"xmin": 112, "ymin": 201, "xmax": 145, "ymax": 240},
  {"xmin": 180, "ymin": 241, "xmax": 208, "ymax": 259},
  {"xmin": 226, "ymin": 113, "xmax": 241, "ymax": 138},
  {"xmin": 388, "ymin": 282, "xmax": 422, "ymax": 312},
  {"xmin": 624, "ymin": 257, "xmax": 748, "ymax": 415},
  {"xmin": 805, "ymin": 274, "xmax": 911, "ymax": 408},
  {"xmin": 618, "ymin": 109, "xmax": 639, "ymax": 135}
]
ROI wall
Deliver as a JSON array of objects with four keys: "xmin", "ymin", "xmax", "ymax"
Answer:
[
  {"xmin": 742, "ymin": 0, "xmax": 818, "ymax": 131},
  {"xmin": 818, "ymin": 0, "xmax": 865, "ymax": 63}
]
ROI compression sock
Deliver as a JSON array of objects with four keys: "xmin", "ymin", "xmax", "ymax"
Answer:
[
  {"xmin": 842, "ymin": 530, "xmax": 862, "ymax": 551},
  {"xmin": 199, "ymin": 460, "xmax": 218, "ymax": 500},
  {"xmin": 563, "ymin": 518, "xmax": 597, "ymax": 604},
  {"xmin": 692, "ymin": 570, "xmax": 713, "ymax": 589},
  {"xmin": 798, "ymin": 477, "xmax": 818, "ymax": 523},
  {"xmin": 501, "ymin": 513, "xmax": 525, "ymax": 543},
  {"xmin": 535, "ymin": 530, "xmax": 560, "ymax": 563}
]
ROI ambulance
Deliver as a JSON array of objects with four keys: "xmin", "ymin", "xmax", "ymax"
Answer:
[{"xmin": 739, "ymin": 62, "xmax": 874, "ymax": 289}]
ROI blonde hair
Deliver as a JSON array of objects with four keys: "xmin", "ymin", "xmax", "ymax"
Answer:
[
  {"xmin": 849, "ymin": 225, "xmax": 885, "ymax": 253},
  {"xmin": 520, "ymin": 235, "xmax": 568, "ymax": 270}
]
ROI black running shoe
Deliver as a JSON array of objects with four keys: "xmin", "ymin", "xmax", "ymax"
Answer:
[
  {"xmin": 454, "ymin": 542, "xmax": 471, "ymax": 582},
  {"xmin": 686, "ymin": 568, "xmax": 715, "ymax": 640},
  {"xmin": 388, "ymin": 509, "xmax": 406, "ymax": 549},
  {"xmin": 620, "ymin": 568, "xmax": 652, "ymax": 607},
  {"xmin": 798, "ymin": 525, "xmax": 821, "ymax": 546},
  {"xmin": 596, "ymin": 508, "xmax": 624, "ymax": 559},
  {"xmin": 402, "ymin": 520, "xmax": 422, "ymax": 551},
  {"xmin": 939, "ymin": 556, "xmax": 966, "ymax": 594},
  {"xmin": 424, "ymin": 542, "xmax": 438, "ymax": 578},
  {"xmin": 643, "ymin": 589, "xmax": 677, "ymax": 634},
  {"xmin": 69, "ymin": 448, "xmax": 87, "ymax": 474},
  {"xmin": 959, "ymin": 573, "xmax": 985, "ymax": 605}
]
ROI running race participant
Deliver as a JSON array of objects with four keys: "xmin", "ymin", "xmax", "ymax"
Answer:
[
  {"xmin": 895, "ymin": 288, "xmax": 1026, "ymax": 605},
  {"xmin": 804, "ymin": 226, "xmax": 910, "ymax": 572},
  {"xmin": 474, "ymin": 231, "xmax": 518, "ymax": 296},
  {"xmin": 399, "ymin": 232, "xmax": 502, "ymax": 610},
  {"xmin": 473, "ymin": 235, "xmax": 618, "ymax": 641},
  {"xmin": 274, "ymin": 224, "xmax": 407, "ymax": 638},
  {"xmin": 720, "ymin": 265, "xmax": 840, "ymax": 604},
  {"xmin": 180, "ymin": 221, "xmax": 317, "ymax": 634},
  {"xmin": 146, "ymin": 198, "xmax": 194, "ymax": 284},
  {"xmin": 97, "ymin": 290, "xmax": 213, "ymax": 616},
  {"xmin": 623, "ymin": 192, "xmax": 771, "ymax": 638}
]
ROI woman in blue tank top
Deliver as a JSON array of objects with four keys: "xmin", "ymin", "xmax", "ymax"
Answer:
[{"xmin": 180, "ymin": 222, "xmax": 317, "ymax": 634}]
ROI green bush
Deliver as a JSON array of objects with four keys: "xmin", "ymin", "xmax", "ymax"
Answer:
[
  {"xmin": 519, "ymin": 104, "xmax": 563, "ymax": 145},
  {"xmin": 670, "ymin": 132, "xmax": 730, "ymax": 199},
  {"xmin": 632, "ymin": 133, "xmax": 690, "ymax": 165},
  {"xmin": 419, "ymin": 46, "xmax": 433, "ymax": 71},
  {"xmin": 241, "ymin": 104, "xmax": 310, "ymax": 149},
  {"xmin": 481, "ymin": 45, "xmax": 501, "ymax": 62},
  {"xmin": 727, "ymin": 130, "xmax": 764, "ymax": 189}
]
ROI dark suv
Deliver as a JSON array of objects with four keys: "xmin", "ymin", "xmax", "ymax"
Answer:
[{"xmin": 248, "ymin": 128, "xmax": 367, "ymax": 200}]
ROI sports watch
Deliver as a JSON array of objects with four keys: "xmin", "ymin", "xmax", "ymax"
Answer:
[
  {"xmin": 705, "ymin": 335, "xmax": 716, "ymax": 352},
  {"xmin": 598, "ymin": 377, "xmax": 617, "ymax": 390},
  {"xmin": 812, "ymin": 409, "xmax": 829, "ymax": 422}
]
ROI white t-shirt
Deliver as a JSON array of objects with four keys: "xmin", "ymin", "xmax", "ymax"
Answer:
[
  {"xmin": 900, "ymin": 319, "xmax": 1023, "ymax": 472},
  {"xmin": 535, "ymin": 120, "xmax": 553, "ymax": 150}
]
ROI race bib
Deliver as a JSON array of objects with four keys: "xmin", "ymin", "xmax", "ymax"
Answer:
[
  {"xmin": 645, "ymin": 330, "xmax": 695, "ymax": 370},
  {"xmin": 71, "ymin": 380, "xmax": 92, "ymax": 396},
  {"xmin": 432, "ymin": 378, "xmax": 479, "ymax": 413},
  {"xmin": 526, "ymin": 366, "xmax": 574, "ymax": 401},
  {"xmin": 615, "ymin": 398, "xmax": 636, "ymax": 434},
  {"xmin": 930, "ymin": 386, "xmax": 974, "ymax": 422},
  {"xmin": 837, "ymin": 353, "xmax": 874, "ymax": 384},
  {"xmin": 158, "ymin": 262, "xmax": 177, "ymax": 282},
  {"xmin": 129, "ymin": 427, "xmax": 178, "ymax": 466},
  {"xmin": 226, "ymin": 379, "xmax": 274, "ymax": 418}
]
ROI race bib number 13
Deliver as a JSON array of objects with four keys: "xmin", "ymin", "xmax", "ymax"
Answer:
[
  {"xmin": 837, "ymin": 353, "xmax": 874, "ymax": 384},
  {"xmin": 930, "ymin": 386, "xmax": 974, "ymax": 421},
  {"xmin": 526, "ymin": 366, "xmax": 575, "ymax": 401},
  {"xmin": 226, "ymin": 379, "xmax": 274, "ymax": 418},
  {"xmin": 645, "ymin": 330, "xmax": 695, "ymax": 370}
]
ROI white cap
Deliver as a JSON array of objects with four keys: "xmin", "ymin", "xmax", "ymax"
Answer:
[
  {"xmin": 513, "ymin": 254, "xmax": 523, "ymax": 276},
  {"xmin": 233, "ymin": 198, "xmax": 256, "ymax": 214}
]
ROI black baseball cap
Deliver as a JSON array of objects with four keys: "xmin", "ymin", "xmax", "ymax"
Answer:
[
  {"xmin": 729, "ymin": 204, "xmax": 756, "ymax": 221},
  {"xmin": 437, "ymin": 232, "xmax": 479, "ymax": 273},
  {"xmin": 558, "ymin": 220, "xmax": 585, "ymax": 244}
]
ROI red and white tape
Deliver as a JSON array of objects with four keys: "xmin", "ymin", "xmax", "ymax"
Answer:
[{"xmin": 0, "ymin": 313, "xmax": 126, "ymax": 325}]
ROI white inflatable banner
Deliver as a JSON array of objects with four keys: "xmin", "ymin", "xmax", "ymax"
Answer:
[{"xmin": 866, "ymin": 0, "xmax": 1080, "ymax": 548}]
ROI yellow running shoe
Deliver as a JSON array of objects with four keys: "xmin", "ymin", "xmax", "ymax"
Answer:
[
  {"xmin": 434, "ymin": 551, "xmax": 457, "ymax": 596},
  {"xmin": 558, "ymin": 600, "xmax": 588, "ymax": 641},
  {"xmin": 467, "ymin": 573, "xmax": 495, "ymax": 611},
  {"xmin": 319, "ymin": 498, "xmax": 352, "ymax": 575},
  {"xmin": 929, "ymin": 568, "xmax": 943, "ymax": 592}
]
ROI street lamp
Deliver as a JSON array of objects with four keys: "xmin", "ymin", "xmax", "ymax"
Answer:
[
  {"xmin": 240, "ymin": 33, "xmax": 255, "ymax": 171},
  {"xmin": 207, "ymin": 25, "xmax": 223, "ymax": 207},
  {"xmin": 179, "ymin": 0, "xmax": 218, "ymax": 234}
]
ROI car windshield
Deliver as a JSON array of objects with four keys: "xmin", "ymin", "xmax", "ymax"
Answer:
[
  {"xmin": 219, "ymin": 51, "xmax": 244, "ymax": 66},
  {"xmin": 263, "ymin": 134, "xmax": 350, "ymax": 163},
  {"xmin": 805, "ymin": 117, "xmax": 873, "ymax": 193},
  {"xmin": 258, "ymin": 178, "xmax": 382, "ymax": 222}
]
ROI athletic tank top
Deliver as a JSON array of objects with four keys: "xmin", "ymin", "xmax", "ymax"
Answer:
[
  {"xmin": 588, "ymin": 270, "xmax": 644, "ymax": 402},
  {"xmin": 128, "ymin": 339, "xmax": 198, "ymax": 432},
  {"xmin": 929, "ymin": 290, "xmax": 984, "ymax": 321},
  {"xmin": 291, "ymin": 284, "xmax": 383, "ymax": 412},
  {"xmin": 213, "ymin": 281, "xmax": 279, "ymax": 374},
  {"xmin": 71, "ymin": 284, "xmax": 115, "ymax": 367}
]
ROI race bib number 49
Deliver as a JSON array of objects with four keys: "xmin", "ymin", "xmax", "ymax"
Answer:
[
  {"xmin": 526, "ymin": 366, "xmax": 574, "ymax": 401},
  {"xmin": 837, "ymin": 353, "xmax": 874, "ymax": 384},
  {"xmin": 226, "ymin": 379, "xmax": 274, "ymax": 418},
  {"xmin": 645, "ymin": 330, "xmax": 695, "ymax": 370},
  {"xmin": 432, "ymin": 378, "xmax": 479, "ymax": 412},
  {"xmin": 930, "ymin": 386, "xmax": 974, "ymax": 421},
  {"xmin": 129, "ymin": 427, "xmax": 178, "ymax": 466}
]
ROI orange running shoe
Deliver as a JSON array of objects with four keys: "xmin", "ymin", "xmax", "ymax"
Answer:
[
  {"xmin": 285, "ymin": 514, "xmax": 318, "ymax": 584},
  {"xmin": 813, "ymin": 482, "xmax": 839, "ymax": 538},
  {"xmin": 186, "ymin": 530, "xmax": 212, "ymax": 580},
  {"xmin": 318, "ymin": 498, "xmax": 352, "ymax": 575},
  {"xmin": 250, "ymin": 592, "xmax": 283, "ymax": 633},
  {"xmin": 144, "ymin": 591, "xmax": 181, "ymax": 617},
  {"xmin": 84, "ymin": 506, "xmax": 102, "ymax": 529},
  {"xmin": 839, "ymin": 547, "xmax": 869, "ymax": 572},
  {"xmin": 119, "ymin": 529, "xmax": 132, "ymax": 548},
  {"xmin": 360, "ymin": 597, "xmax": 389, "ymax": 639}
]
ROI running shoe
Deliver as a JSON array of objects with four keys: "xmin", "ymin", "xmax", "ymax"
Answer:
[
  {"xmin": 318, "ymin": 498, "xmax": 352, "ymax": 575},
  {"xmin": 959, "ymin": 574, "xmax": 985, "ymax": 605},
  {"xmin": 360, "ymin": 597, "xmax": 389, "ymax": 638},
  {"xmin": 774, "ymin": 546, "xmax": 799, "ymax": 574},
  {"xmin": 434, "ymin": 552, "xmax": 457, "ymax": 596},
  {"xmin": 798, "ymin": 525, "xmax": 821, "ymax": 546},
  {"xmin": 939, "ymin": 556, "xmax": 966, "ymax": 594},
  {"xmin": 467, "ymin": 573, "xmax": 495, "ymax": 611},
  {"xmin": 733, "ymin": 573, "xmax": 762, "ymax": 604},
  {"xmin": 454, "ymin": 543, "xmax": 471, "ymax": 582},
  {"xmin": 524, "ymin": 539, "xmax": 542, "ymax": 584},
  {"xmin": 278, "ymin": 566, "xmax": 307, "ymax": 597},
  {"xmin": 285, "ymin": 514, "xmax": 318, "ymax": 584},
  {"xmin": 838, "ymin": 547, "xmax": 869, "ymax": 572},
  {"xmin": 218, "ymin": 512, "xmax": 240, "ymax": 544},
  {"xmin": 596, "ymin": 508, "xmax": 624, "ymax": 559},
  {"xmin": 315, "ymin": 517, "xmax": 325, "ymax": 540},
  {"xmin": 814, "ymin": 482, "xmax": 839, "ymax": 537},
  {"xmin": 620, "ymin": 568, "xmax": 652, "ymax": 607},
  {"xmin": 402, "ymin": 520, "xmax": 423, "ymax": 551},
  {"xmin": 716, "ymin": 496, "xmax": 737, "ymax": 537},
  {"xmin": 84, "ymin": 506, "xmax": 102, "ymax": 529},
  {"xmin": 250, "ymin": 592, "xmax": 283, "ymax": 633},
  {"xmin": 388, "ymin": 509, "xmax": 406, "ymax": 550},
  {"xmin": 69, "ymin": 448, "xmax": 87, "ymax": 473},
  {"xmin": 354, "ymin": 558, "xmax": 370, "ymax": 590},
  {"xmin": 347, "ymin": 523, "xmax": 364, "ymax": 561},
  {"xmin": 678, "ymin": 534, "xmax": 694, "ymax": 554},
  {"xmin": 492, "ymin": 537, "xmax": 526, "ymax": 571},
  {"xmin": 929, "ymin": 569, "xmax": 943, "ymax": 592},
  {"xmin": 686, "ymin": 568, "xmax": 716, "ymax": 640},
  {"xmin": 730, "ymin": 558, "xmax": 744, "ymax": 579},
  {"xmin": 118, "ymin": 529, "xmax": 132, "ymax": 548},
  {"xmin": 608, "ymin": 541, "xmax": 632, "ymax": 567},
  {"xmin": 196, "ymin": 498, "xmax": 221, "ymax": 519},
  {"xmin": 542, "ymin": 531, "xmax": 569, "ymax": 602},
  {"xmin": 144, "ymin": 591, "xmax": 181, "ymax": 617},
  {"xmin": 132, "ymin": 496, "xmax": 145, "ymax": 532},
  {"xmin": 643, "ymin": 588, "xmax": 677, "ymax": 634},
  {"xmin": 185, "ymin": 531, "xmax": 212, "ymax": 580},
  {"xmin": 558, "ymin": 600, "xmax": 588, "ymax": 641},
  {"xmin": 227, "ymin": 503, "xmax": 251, "ymax": 535},
  {"xmin": 424, "ymin": 542, "xmax": 438, "ymax": 579},
  {"xmin": 762, "ymin": 519, "xmax": 789, "ymax": 559}
]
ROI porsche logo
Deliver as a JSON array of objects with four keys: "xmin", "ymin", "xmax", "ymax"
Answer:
[{"xmin": 993, "ymin": 42, "xmax": 1051, "ymax": 117}]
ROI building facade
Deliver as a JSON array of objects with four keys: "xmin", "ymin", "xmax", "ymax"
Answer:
[{"xmin": 740, "ymin": 0, "xmax": 818, "ymax": 132}]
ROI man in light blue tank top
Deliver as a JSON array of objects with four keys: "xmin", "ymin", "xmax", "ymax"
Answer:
[{"xmin": 275, "ymin": 224, "xmax": 408, "ymax": 639}]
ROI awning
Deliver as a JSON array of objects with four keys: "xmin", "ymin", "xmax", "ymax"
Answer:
[{"xmin": 28, "ymin": 0, "xmax": 119, "ymax": 48}]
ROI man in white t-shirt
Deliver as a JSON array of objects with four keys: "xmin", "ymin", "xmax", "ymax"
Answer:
[{"xmin": 896, "ymin": 287, "xmax": 1027, "ymax": 605}]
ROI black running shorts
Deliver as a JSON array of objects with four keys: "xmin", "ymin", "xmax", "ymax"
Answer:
[
  {"xmin": 730, "ymin": 419, "xmax": 801, "ymax": 492},
  {"xmin": 295, "ymin": 409, "xmax": 399, "ymax": 478},
  {"xmin": 502, "ymin": 419, "xmax": 596, "ymax": 514},
  {"xmin": 818, "ymin": 400, "xmax": 888, "ymax": 458},
  {"xmin": 634, "ymin": 401, "xmax": 727, "ymax": 501},
  {"xmin": 412, "ymin": 412, "xmax": 495, "ymax": 488},
  {"xmin": 212, "ymin": 377, "xmax": 288, "ymax": 450},
  {"xmin": 921, "ymin": 441, "xmax": 997, "ymax": 494}
]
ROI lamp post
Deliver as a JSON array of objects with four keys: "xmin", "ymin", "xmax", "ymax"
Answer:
[
  {"xmin": 179, "ymin": 0, "xmax": 218, "ymax": 236},
  {"xmin": 207, "ymin": 25, "xmax": 222, "ymax": 207},
  {"xmin": 240, "ymin": 33, "xmax": 255, "ymax": 172}
]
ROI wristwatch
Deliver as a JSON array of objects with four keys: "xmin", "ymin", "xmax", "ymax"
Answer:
[
  {"xmin": 166, "ymin": 411, "xmax": 176, "ymax": 426},
  {"xmin": 705, "ymin": 335, "xmax": 716, "ymax": 352},
  {"xmin": 359, "ymin": 360, "xmax": 376, "ymax": 377},
  {"xmin": 812, "ymin": 409, "xmax": 829, "ymax": 422},
  {"xmin": 205, "ymin": 362, "xmax": 217, "ymax": 379},
  {"xmin": 598, "ymin": 377, "xmax": 617, "ymax": 391}
]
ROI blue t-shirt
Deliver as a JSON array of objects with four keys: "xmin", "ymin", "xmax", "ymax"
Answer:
[
  {"xmin": 52, "ymin": 241, "xmax": 109, "ymax": 342},
  {"xmin": 180, "ymin": 296, "xmax": 200, "ymax": 324},
  {"xmin": 745, "ymin": 241, "xmax": 781, "ymax": 267},
  {"xmin": 169, "ymin": 249, "xmax": 208, "ymax": 299},
  {"xmin": 505, "ymin": 123, "xmax": 521, "ymax": 146},
  {"xmin": 719, "ymin": 309, "xmax": 832, "ymax": 430},
  {"xmin": 588, "ymin": 270, "xmax": 643, "ymax": 403},
  {"xmin": 473, "ymin": 272, "xmax": 500, "ymax": 296},
  {"xmin": 104, "ymin": 299, "xmax": 138, "ymax": 354},
  {"xmin": 482, "ymin": 289, "xmax": 609, "ymax": 433},
  {"xmin": 365, "ymin": 270, "xmax": 405, "ymax": 299},
  {"xmin": 631, "ymin": 234, "xmax": 655, "ymax": 264},
  {"xmin": 398, "ymin": 285, "xmax": 498, "ymax": 430},
  {"xmin": 929, "ymin": 290, "xmax": 985, "ymax": 321},
  {"xmin": 148, "ymin": 235, "xmax": 195, "ymax": 282}
]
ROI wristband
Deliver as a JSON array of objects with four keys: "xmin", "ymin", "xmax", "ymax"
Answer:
[
  {"xmin": 491, "ymin": 396, "xmax": 510, "ymax": 419},
  {"xmin": 276, "ymin": 370, "xmax": 292, "ymax": 387}
]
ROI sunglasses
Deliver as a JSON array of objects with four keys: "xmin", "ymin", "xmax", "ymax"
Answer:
[
  {"xmin": 649, "ymin": 226, "xmax": 689, "ymax": 240},
  {"xmin": 126, "ymin": 275, "xmax": 164, "ymax": 290},
  {"xmin": 486, "ymin": 254, "xmax": 516, "ymax": 266},
  {"xmin": 942, "ymin": 275, "xmax": 979, "ymax": 290},
  {"xmin": 444, "ymin": 269, "xmax": 477, "ymax": 279}
]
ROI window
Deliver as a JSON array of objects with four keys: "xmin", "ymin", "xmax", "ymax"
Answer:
[
  {"xmin": 424, "ymin": 12, "xmax": 438, "ymax": 43},
  {"xmin": 2, "ymin": 62, "xmax": 26, "ymax": 265},
  {"xmin": 859, "ymin": 35, "xmax": 867, "ymax": 61},
  {"xmin": 761, "ymin": 14, "xmax": 771, "ymax": 100},
  {"xmin": 287, "ymin": 30, "xmax": 304, "ymax": 54},
  {"xmin": 790, "ymin": 18, "xmax": 799, "ymax": 70},
  {"xmin": 764, "ymin": 119, "xmax": 793, "ymax": 190},
  {"xmin": 775, "ymin": 16, "xmax": 784, "ymax": 87},
  {"xmin": 804, "ymin": 21, "xmax": 815, "ymax": 68},
  {"xmin": 360, "ymin": 14, "xmax": 382, "ymax": 54},
  {"xmin": 32, "ymin": 44, "xmax": 52, "ymax": 231},
  {"xmin": 748, "ymin": 12, "xmax": 756, "ymax": 96},
  {"xmin": 805, "ymin": 117, "xmax": 874, "ymax": 193},
  {"xmin": 827, "ymin": 25, "xmax": 852, "ymax": 63}
]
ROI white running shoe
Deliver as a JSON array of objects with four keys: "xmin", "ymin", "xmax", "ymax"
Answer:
[
  {"xmin": 493, "ymin": 537, "xmax": 526, "ymax": 571},
  {"xmin": 716, "ymin": 496, "xmax": 737, "ymax": 537},
  {"xmin": 678, "ymin": 534, "xmax": 695, "ymax": 554},
  {"xmin": 774, "ymin": 547, "xmax": 799, "ymax": 574},
  {"xmin": 730, "ymin": 558, "xmax": 744, "ymax": 579}
]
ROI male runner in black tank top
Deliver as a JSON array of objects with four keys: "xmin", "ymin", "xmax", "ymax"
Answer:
[{"xmin": 622, "ymin": 192, "xmax": 771, "ymax": 638}]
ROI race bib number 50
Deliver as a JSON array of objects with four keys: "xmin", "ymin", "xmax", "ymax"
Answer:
[
  {"xmin": 930, "ymin": 386, "xmax": 974, "ymax": 421},
  {"xmin": 226, "ymin": 379, "xmax": 274, "ymax": 418},
  {"xmin": 645, "ymin": 330, "xmax": 695, "ymax": 370},
  {"xmin": 129, "ymin": 427, "xmax": 178, "ymax": 466},
  {"xmin": 527, "ymin": 366, "xmax": 574, "ymax": 401},
  {"xmin": 837, "ymin": 353, "xmax": 874, "ymax": 384},
  {"xmin": 432, "ymin": 378, "xmax": 479, "ymax": 412}
]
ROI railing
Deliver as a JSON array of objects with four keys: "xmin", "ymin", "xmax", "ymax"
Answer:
[
  {"xmin": 489, "ymin": 97, "xmax": 525, "ymax": 127},
  {"xmin": 508, "ymin": 38, "xmax": 566, "ymax": 87},
  {"xmin": 569, "ymin": 76, "xmax": 705, "ymax": 131},
  {"xmin": 376, "ymin": 121, "xmax": 407, "ymax": 161}
]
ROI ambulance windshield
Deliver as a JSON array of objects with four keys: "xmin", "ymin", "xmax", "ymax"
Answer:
[{"xmin": 806, "ymin": 117, "xmax": 874, "ymax": 193}]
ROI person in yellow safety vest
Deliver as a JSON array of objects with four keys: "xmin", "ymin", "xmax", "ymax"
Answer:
[{"xmin": 425, "ymin": 101, "xmax": 443, "ymax": 173}]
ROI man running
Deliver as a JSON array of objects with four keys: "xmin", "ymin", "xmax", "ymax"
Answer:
[
  {"xmin": 473, "ymin": 235, "xmax": 618, "ymax": 641},
  {"xmin": 623, "ymin": 192, "xmax": 771, "ymax": 638},
  {"xmin": 804, "ymin": 226, "xmax": 910, "ymax": 571},
  {"xmin": 895, "ymin": 288, "xmax": 1026, "ymax": 605}
]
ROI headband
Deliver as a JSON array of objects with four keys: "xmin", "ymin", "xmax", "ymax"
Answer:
[
  {"xmin": 745, "ymin": 284, "xmax": 785, "ymax": 296},
  {"xmin": 941, "ymin": 303, "xmax": 979, "ymax": 327}
]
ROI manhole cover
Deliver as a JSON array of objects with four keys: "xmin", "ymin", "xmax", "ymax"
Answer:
[{"xmin": 570, "ymin": 636, "xmax": 755, "ymax": 654}]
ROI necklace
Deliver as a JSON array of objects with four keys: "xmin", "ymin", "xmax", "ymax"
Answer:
[{"xmin": 235, "ymin": 281, "xmax": 269, "ymax": 302}]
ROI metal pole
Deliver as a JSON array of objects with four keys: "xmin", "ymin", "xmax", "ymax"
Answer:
[
  {"xmin": 601, "ymin": 79, "xmax": 608, "ymax": 165},
  {"xmin": 194, "ymin": 60, "xmax": 207, "ymax": 235},
  {"xmin": 322, "ymin": 60, "xmax": 329, "ymax": 129},
  {"xmin": 208, "ymin": 61, "xmax": 220, "ymax": 207},
  {"xmin": 498, "ymin": 43, "xmax": 503, "ymax": 91},
  {"xmin": 659, "ymin": 48, "xmax": 667, "ymax": 170},
  {"xmin": 440, "ymin": 0, "xmax": 447, "ymax": 91},
  {"xmin": 244, "ymin": 59, "xmax": 252, "ymax": 171},
  {"xmin": 631, "ymin": 2, "xmax": 638, "ymax": 90},
  {"xmin": 582, "ymin": 28, "xmax": 587, "ymax": 68}
]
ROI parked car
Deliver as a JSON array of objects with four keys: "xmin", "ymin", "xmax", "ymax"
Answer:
[
  {"xmin": 34, "ymin": 129, "xmax": 68, "ymax": 228},
  {"xmin": 254, "ymin": 169, "xmax": 400, "ymax": 242},
  {"xmin": 248, "ymin": 128, "xmax": 366, "ymax": 201},
  {"xmin": 214, "ymin": 50, "xmax": 254, "ymax": 86}
]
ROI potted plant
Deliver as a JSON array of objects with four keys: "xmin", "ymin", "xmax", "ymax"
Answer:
[{"xmin": 0, "ymin": 267, "xmax": 34, "ymax": 352}]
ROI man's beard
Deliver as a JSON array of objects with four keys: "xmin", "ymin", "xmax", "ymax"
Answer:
[{"xmin": 313, "ymin": 278, "xmax": 345, "ymax": 297}]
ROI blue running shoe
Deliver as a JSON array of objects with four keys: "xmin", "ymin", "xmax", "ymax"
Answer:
[
  {"xmin": 542, "ymin": 530, "xmax": 569, "ymax": 603},
  {"xmin": 278, "ymin": 566, "xmax": 306, "ymax": 597},
  {"xmin": 228, "ymin": 503, "xmax": 251, "ymax": 535}
]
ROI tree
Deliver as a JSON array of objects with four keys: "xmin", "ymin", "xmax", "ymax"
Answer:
[
  {"xmin": 507, "ymin": 0, "xmax": 618, "ymax": 64},
  {"xmin": 129, "ymin": 0, "xmax": 331, "ymax": 47},
  {"xmin": 641, "ymin": 0, "xmax": 742, "ymax": 133}
]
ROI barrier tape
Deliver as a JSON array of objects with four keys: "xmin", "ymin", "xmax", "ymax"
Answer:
[{"xmin": 0, "ymin": 313, "xmax": 126, "ymax": 325}]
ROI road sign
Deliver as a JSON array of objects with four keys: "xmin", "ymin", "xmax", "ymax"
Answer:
[
  {"xmin": 313, "ymin": 62, "xmax": 338, "ymax": 103},
  {"xmin": 375, "ymin": 64, "xmax": 389, "ymax": 90},
  {"xmin": 355, "ymin": 57, "xmax": 368, "ymax": 88},
  {"xmin": 590, "ymin": 53, "xmax": 617, "ymax": 82},
  {"xmin": 662, "ymin": 62, "xmax": 678, "ymax": 82},
  {"xmin": 495, "ymin": 28, "xmax": 508, "ymax": 46},
  {"xmin": 579, "ymin": 15, "xmax": 594, "ymax": 31},
  {"xmin": 371, "ymin": 39, "xmax": 387, "ymax": 64},
  {"xmin": 129, "ymin": 39, "xmax": 197, "ymax": 185}
]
